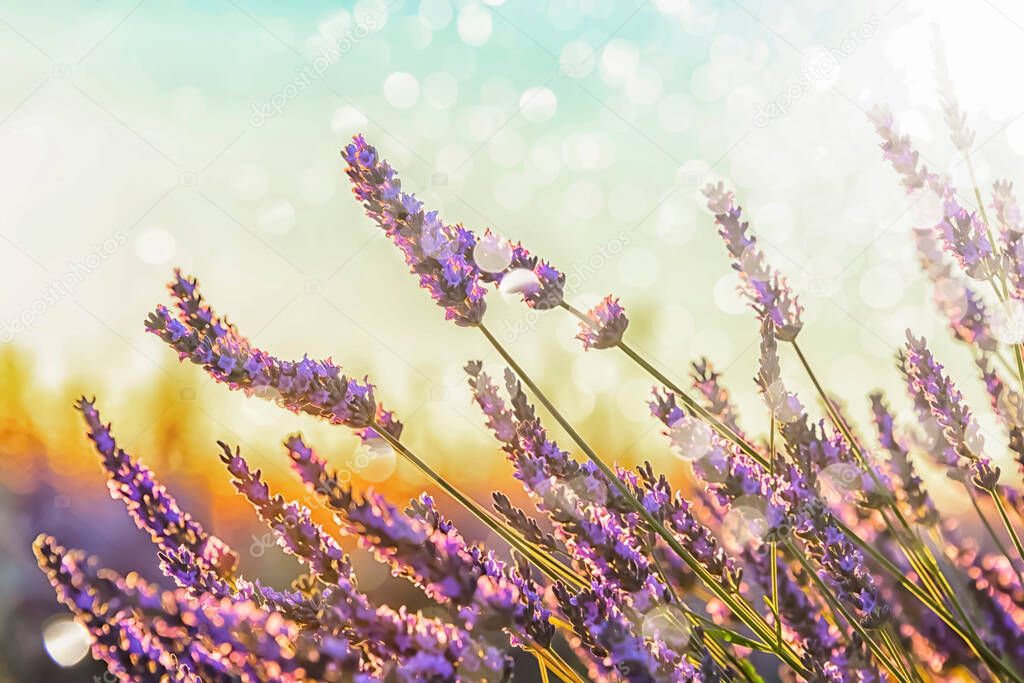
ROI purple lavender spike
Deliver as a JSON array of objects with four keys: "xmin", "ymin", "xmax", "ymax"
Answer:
[
  {"xmin": 465, "ymin": 363, "xmax": 733, "ymax": 679},
  {"xmin": 285, "ymin": 434, "xmax": 553, "ymax": 654},
  {"xmin": 35, "ymin": 534, "xmax": 360, "ymax": 682},
  {"xmin": 466, "ymin": 362, "xmax": 741, "ymax": 592},
  {"xmin": 625, "ymin": 462, "xmax": 742, "ymax": 591},
  {"xmin": 871, "ymin": 106, "xmax": 1000, "ymax": 281},
  {"xmin": 576, "ymin": 295, "xmax": 629, "ymax": 350},
  {"xmin": 933, "ymin": 37, "xmax": 976, "ymax": 154},
  {"xmin": 703, "ymin": 182, "xmax": 803, "ymax": 340},
  {"xmin": 868, "ymin": 392, "xmax": 938, "ymax": 527},
  {"xmin": 344, "ymin": 136, "xmax": 565, "ymax": 312},
  {"xmin": 914, "ymin": 227, "xmax": 995, "ymax": 350},
  {"xmin": 76, "ymin": 398, "xmax": 238, "ymax": 579},
  {"xmin": 742, "ymin": 547, "xmax": 844, "ymax": 683},
  {"xmin": 158, "ymin": 545, "xmax": 321, "ymax": 628},
  {"xmin": 342, "ymin": 136, "xmax": 488, "ymax": 325},
  {"xmin": 650, "ymin": 389, "xmax": 890, "ymax": 628},
  {"xmin": 902, "ymin": 332, "xmax": 1001, "ymax": 489},
  {"xmin": 35, "ymin": 535, "xmax": 192, "ymax": 681},
  {"xmin": 690, "ymin": 357, "xmax": 747, "ymax": 440},
  {"xmin": 146, "ymin": 273, "xmax": 402, "ymax": 443},
  {"xmin": 993, "ymin": 180, "xmax": 1024, "ymax": 300},
  {"xmin": 217, "ymin": 442, "xmax": 490, "ymax": 678},
  {"xmin": 978, "ymin": 356, "xmax": 1024, "ymax": 439},
  {"xmin": 553, "ymin": 582, "xmax": 691, "ymax": 682}
]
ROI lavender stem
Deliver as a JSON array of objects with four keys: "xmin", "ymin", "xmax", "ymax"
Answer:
[
  {"xmin": 476, "ymin": 321, "xmax": 811, "ymax": 677},
  {"xmin": 785, "ymin": 539, "xmax": 912, "ymax": 683},
  {"xmin": 368, "ymin": 417, "xmax": 586, "ymax": 591},
  {"xmin": 560, "ymin": 301, "xmax": 771, "ymax": 470}
]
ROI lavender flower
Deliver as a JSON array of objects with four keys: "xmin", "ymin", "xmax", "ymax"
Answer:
[
  {"xmin": 651, "ymin": 388, "xmax": 889, "ymax": 628},
  {"xmin": 703, "ymin": 182, "xmax": 804, "ymax": 340},
  {"xmin": 35, "ymin": 535, "xmax": 362, "ymax": 682},
  {"xmin": 914, "ymin": 227, "xmax": 995, "ymax": 350},
  {"xmin": 576, "ymin": 295, "xmax": 629, "ymax": 350},
  {"xmin": 868, "ymin": 392, "xmax": 938, "ymax": 527},
  {"xmin": 742, "ymin": 548, "xmax": 844, "ymax": 683},
  {"xmin": 993, "ymin": 180, "xmax": 1022, "ymax": 234},
  {"xmin": 158, "ymin": 546, "xmax": 320, "ymax": 628},
  {"xmin": 344, "ymin": 136, "xmax": 565, "ymax": 312},
  {"xmin": 690, "ymin": 357, "xmax": 747, "ymax": 439},
  {"xmin": 901, "ymin": 331, "xmax": 1000, "ymax": 489},
  {"xmin": 36, "ymin": 534, "xmax": 191, "ymax": 681},
  {"xmin": 933, "ymin": 36, "xmax": 976, "ymax": 153},
  {"xmin": 218, "ymin": 441, "xmax": 499, "ymax": 679},
  {"xmin": 993, "ymin": 180, "xmax": 1024, "ymax": 298},
  {"xmin": 343, "ymin": 136, "xmax": 487, "ymax": 325},
  {"xmin": 285, "ymin": 434, "xmax": 553, "ymax": 653},
  {"xmin": 466, "ymin": 362, "xmax": 741, "ymax": 603},
  {"xmin": 76, "ymin": 397, "xmax": 238, "ymax": 579},
  {"xmin": 978, "ymin": 356, "xmax": 1024, "ymax": 431},
  {"xmin": 146, "ymin": 272, "xmax": 402, "ymax": 443},
  {"xmin": 872, "ymin": 106, "xmax": 1000, "ymax": 281},
  {"xmin": 553, "ymin": 583, "xmax": 690, "ymax": 682}
]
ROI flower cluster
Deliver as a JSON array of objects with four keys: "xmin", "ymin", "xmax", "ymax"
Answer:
[{"xmin": 34, "ymin": 112, "xmax": 1024, "ymax": 683}]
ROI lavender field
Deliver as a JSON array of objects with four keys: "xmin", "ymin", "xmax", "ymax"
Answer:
[{"xmin": 4, "ymin": 2, "xmax": 1024, "ymax": 682}]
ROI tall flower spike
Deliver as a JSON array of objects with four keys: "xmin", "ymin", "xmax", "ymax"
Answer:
[
  {"xmin": 344, "ymin": 136, "xmax": 564, "ymax": 312},
  {"xmin": 35, "ymin": 535, "xmax": 362, "ymax": 682},
  {"xmin": 651, "ymin": 388, "xmax": 889, "ymax": 627},
  {"xmin": 902, "ymin": 331, "xmax": 1000, "ymax": 489},
  {"xmin": 868, "ymin": 392, "xmax": 938, "ymax": 527},
  {"xmin": 217, "ymin": 442, "xmax": 489, "ymax": 679},
  {"xmin": 993, "ymin": 180, "xmax": 1022, "ymax": 235},
  {"xmin": 755, "ymin": 319, "xmax": 804, "ymax": 424},
  {"xmin": 467, "ymin": 360, "xmax": 743, "ymax": 610},
  {"xmin": 285, "ymin": 434, "xmax": 553, "ymax": 654},
  {"xmin": 158, "ymin": 546, "xmax": 320, "ymax": 628},
  {"xmin": 977, "ymin": 356, "xmax": 1024, "ymax": 431},
  {"xmin": 552, "ymin": 583, "xmax": 690, "ymax": 682},
  {"xmin": 933, "ymin": 31, "xmax": 976, "ymax": 153},
  {"xmin": 34, "ymin": 537, "xmax": 192, "ymax": 682},
  {"xmin": 343, "ymin": 135, "xmax": 488, "ymax": 326},
  {"xmin": 576, "ymin": 295, "xmax": 629, "ymax": 350},
  {"xmin": 993, "ymin": 180, "xmax": 1024, "ymax": 299},
  {"xmin": 704, "ymin": 182, "xmax": 803, "ymax": 340},
  {"xmin": 742, "ymin": 547, "xmax": 844, "ymax": 683},
  {"xmin": 690, "ymin": 357, "xmax": 746, "ymax": 439},
  {"xmin": 871, "ymin": 106, "xmax": 1000, "ymax": 281},
  {"xmin": 146, "ymin": 272, "xmax": 402, "ymax": 443},
  {"xmin": 914, "ymin": 227, "xmax": 995, "ymax": 350},
  {"xmin": 76, "ymin": 397, "xmax": 238, "ymax": 579}
]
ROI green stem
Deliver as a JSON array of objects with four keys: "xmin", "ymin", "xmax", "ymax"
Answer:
[
  {"xmin": 785, "ymin": 540, "xmax": 910, "ymax": 683},
  {"xmin": 967, "ymin": 486, "xmax": 1024, "ymax": 588},
  {"xmin": 787, "ymin": 340, "xmax": 1024, "ymax": 680},
  {"xmin": 768, "ymin": 416, "xmax": 781, "ymax": 646},
  {"xmin": 840, "ymin": 516, "xmax": 1022, "ymax": 683},
  {"xmin": 1013, "ymin": 343, "xmax": 1024, "ymax": 398},
  {"xmin": 369, "ymin": 419, "xmax": 586, "ymax": 590},
  {"xmin": 991, "ymin": 489, "xmax": 1024, "ymax": 584},
  {"xmin": 477, "ymin": 322, "xmax": 811, "ymax": 678},
  {"xmin": 561, "ymin": 301, "xmax": 771, "ymax": 470}
]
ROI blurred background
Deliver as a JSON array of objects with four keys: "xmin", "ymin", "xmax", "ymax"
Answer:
[{"xmin": 3, "ymin": 0, "xmax": 1024, "ymax": 679}]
